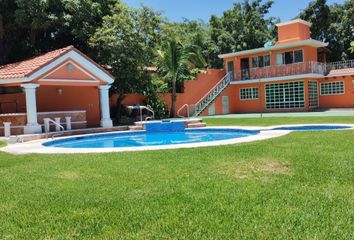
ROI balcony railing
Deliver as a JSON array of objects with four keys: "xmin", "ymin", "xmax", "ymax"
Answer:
[
  {"xmin": 233, "ymin": 61, "xmax": 326, "ymax": 81},
  {"xmin": 326, "ymin": 60, "xmax": 354, "ymax": 73}
]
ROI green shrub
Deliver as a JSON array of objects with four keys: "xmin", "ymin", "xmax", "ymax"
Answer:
[{"xmin": 146, "ymin": 95, "xmax": 169, "ymax": 119}]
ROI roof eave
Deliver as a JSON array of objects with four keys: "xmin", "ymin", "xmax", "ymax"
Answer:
[
  {"xmin": 218, "ymin": 39, "xmax": 328, "ymax": 59},
  {"xmin": 0, "ymin": 77, "xmax": 30, "ymax": 85}
]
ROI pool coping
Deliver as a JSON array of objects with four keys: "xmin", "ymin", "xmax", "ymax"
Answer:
[{"xmin": 2, "ymin": 124, "xmax": 354, "ymax": 154}]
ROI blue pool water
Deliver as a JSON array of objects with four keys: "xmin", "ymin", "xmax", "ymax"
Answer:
[
  {"xmin": 271, "ymin": 125, "xmax": 351, "ymax": 131},
  {"xmin": 43, "ymin": 129, "xmax": 259, "ymax": 149}
]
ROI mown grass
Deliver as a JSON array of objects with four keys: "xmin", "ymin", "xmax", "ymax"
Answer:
[
  {"xmin": 204, "ymin": 116, "xmax": 354, "ymax": 126},
  {"xmin": 0, "ymin": 117, "xmax": 353, "ymax": 239}
]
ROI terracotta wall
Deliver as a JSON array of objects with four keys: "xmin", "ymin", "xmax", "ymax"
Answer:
[
  {"xmin": 318, "ymin": 76, "xmax": 354, "ymax": 108},
  {"xmin": 200, "ymin": 78, "xmax": 313, "ymax": 116},
  {"xmin": 36, "ymin": 86, "xmax": 100, "ymax": 126},
  {"xmin": 224, "ymin": 46, "xmax": 318, "ymax": 74},
  {"xmin": 110, "ymin": 93, "xmax": 146, "ymax": 108},
  {"xmin": 277, "ymin": 22, "xmax": 311, "ymax": 44},
  {"xmin": 113, "ymin": 69, "xmax": 226, "ymax": 115},
  {"xmin": 0, "ymin": 93, "xmax": 26, "ymax": 113}
]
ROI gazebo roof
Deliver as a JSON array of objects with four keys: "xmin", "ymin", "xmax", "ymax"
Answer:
[{"xmin": 0, "ymin": 46, "xmax": 114, "ymax": 85}]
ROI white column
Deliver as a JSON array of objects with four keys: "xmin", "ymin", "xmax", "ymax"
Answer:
[
  {"xmin": 99, "ymin": 85, "xmax": 113, "ymax": 128},
  {"xmin": 4, "ymin": 122, "xmax": 11, "ymax": 137},
  {"xmin": 54, "ymin": 117, "xmax": 61, "ymax": 131},
  {"xmin": 21, "ymin": 84, "xmax": 42, "ymax": 134},
  {"xmin": 65, "ymin": 116, "xmax": 72, "ymax": 130}
]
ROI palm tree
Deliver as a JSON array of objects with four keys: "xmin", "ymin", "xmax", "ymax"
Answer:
[{"xmin": 156, "ymin": 38, "xmax": 205, "ymax": 117}]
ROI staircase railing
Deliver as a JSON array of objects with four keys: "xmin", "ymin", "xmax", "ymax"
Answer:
[
  {"xmin": 193, "ymin": 72, "xmax": 232, "ymax": 116},
  {"xmin": 177, "ymin": 104, "xmax": 195, "ymax": 118}
]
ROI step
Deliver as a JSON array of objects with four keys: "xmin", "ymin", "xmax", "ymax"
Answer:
[
  {"xmin": 134, "ymin": 121, "xmax": 144, "ymax": 126},
  {"xmin": 187, "ymin": 123, "xmax": 207, "ymax": 128},
  {"xmin": 129, "ymin": 126, "xmax": 144, "ymax": 131},
  {"xmin": 185, "ymin": 118, "xmax": 203, "ymax": 124},
  {"xmin": 7, "ymin": 126, "xmax": 130, "ymax": 143}
]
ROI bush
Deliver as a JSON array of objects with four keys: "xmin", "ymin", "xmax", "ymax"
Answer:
[{"xmin": 146, "ymin": 95, "xmax": 169, "ymax": 119}]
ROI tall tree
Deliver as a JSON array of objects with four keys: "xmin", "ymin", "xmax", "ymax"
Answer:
[
  {"xmin": 156, "ymin": 38, "xmax": 205, "ymax": 117},
  {"xmin": 299, "ymin": 0, "xmax": 354, "ymax": 61},
  {"xmin": 0, "ymin": 0, "xmax": 116, "ymax": 65},
  {"xmin": 90, "ymin": 3, "xmax": 163, "ymax": 122},
  {"xmin": 207, "ymin": 0, "xmax": 277, "ymax": 68}
]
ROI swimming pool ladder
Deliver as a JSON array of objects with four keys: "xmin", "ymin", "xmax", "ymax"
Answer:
[
  {"xmin": 177, "ymin": 104, "xmax": 195, "ymax": 118},
  {"xmin": 44, "ymin": 118, "xmax": 65, "ymax": 139},
  {"xmin": 140, "ymin": 106, "xmax": 155, "ymax": 122}
]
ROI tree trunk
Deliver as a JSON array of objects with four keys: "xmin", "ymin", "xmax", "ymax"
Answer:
[
  {"xmin": 0, "ymin": 14, "xmax": 5, "ymax": 65},
  {"xmin": 115, "ymin": 94, "xmax": 126, "ymax": 125},
  {"xmin": 170, "ymin": 79, "xmax": 177, "ymax": 118}
]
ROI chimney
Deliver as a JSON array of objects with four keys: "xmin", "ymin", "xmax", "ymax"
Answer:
[{"xmin": 276, "ymin": 19, "xmax": 312, "ymax": 44}]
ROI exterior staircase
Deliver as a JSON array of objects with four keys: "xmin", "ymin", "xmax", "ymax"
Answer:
[{"xmin": 192, "ymin": 72, "xmax": 232, "ymax": 116}]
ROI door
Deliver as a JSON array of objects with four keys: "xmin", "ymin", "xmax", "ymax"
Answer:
[
  {"xmin": 240, "ymin": 58, "xmax": 250, "ymax": 80},
  {"xmin": 208, "ymin": 103, "xmax": 215, "ymax": 116},
  {"xmin": 308, "ymin": 81, "xmax": 319, "ymax": 108},
  {"xmin": 226, "ymin": 61, "xmax": 235, "ymax": 81},
  {"xmin": 222, "ymin": 96, "xmax": 229, "ymax": 114}
]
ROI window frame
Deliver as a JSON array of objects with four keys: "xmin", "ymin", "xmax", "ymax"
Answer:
[
  {"xmin": 265, "ymin": 81, "xmax": 305, "ymax": 109},
  {"xmin": 240, "ymin": 87, "xmax": 259, "ymax": 100},
  {"xmin": 320, "ymin": 81, "xmax": 345, "ymax": 96},
  {"xmin": 276, "ymin": 49, "xmax": 304, "ymax": 65},
  {"xmin": 251, "ymin": 54, "xmax": 271, "ymax": 68}
]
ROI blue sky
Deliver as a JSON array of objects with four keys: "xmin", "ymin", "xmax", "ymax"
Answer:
[{"xmin": 122, "ymin": 0, "xmax": 345, "ymax": 22}]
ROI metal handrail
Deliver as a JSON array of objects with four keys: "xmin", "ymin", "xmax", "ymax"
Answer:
[
  {"xmin": 234, "ymin": 61, "xmax": 326, "ymax": 81},
  {"xmin": 177, "ymin": 104, "xmax": 191, "ymax": 118},
  {"xmin": 194, "ymin": 72, "xmax": 232, "ymax": 108},
  {"xmin": 193, "ymin": 72, "xmax": 232, "ymax": 115},
  {"xmin": 139, "ymin": 106, "xmax": 155, "ymax": 122},
  {"xmin": 45, "ymin": 118, "xmax": 65, "ymax": 139}
]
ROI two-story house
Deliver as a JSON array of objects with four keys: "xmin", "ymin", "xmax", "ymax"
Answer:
[{"xmin": 194, "ymin": 19, "xmax": 354, "ymax": 116}]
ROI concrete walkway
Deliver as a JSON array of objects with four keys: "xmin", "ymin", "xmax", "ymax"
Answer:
[{"xmin": 204, "ymin": 109, "xmax": 354, "ymax": 118}]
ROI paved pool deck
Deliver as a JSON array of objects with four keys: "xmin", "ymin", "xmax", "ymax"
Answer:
[{"xmin": 203, "ymin": 109, "xmax": 354, "ymax": 118}]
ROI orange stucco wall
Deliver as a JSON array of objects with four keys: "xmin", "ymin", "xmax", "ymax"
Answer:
[
  {"xmin": 45, "ymin": 61, "xmax": 95, "ymax": 80},
  {"xmin": 35, "ymin": 86, "xmax": 101, "ymax": 126},
  {"xmin": 116, "ymin": 69, "xmax": 226, "ymax": 115},
  {"xmin": 277, "ymin": 22, "xmax": 311, "ymax": 44},
  {"xmin": 224, "ymin": 46, "xmax": 318, "ymax": 74},
  {"xmin": 0, "ymin": 86, "xmax": 101, "ymax": 126},
  {"xmin": 0, "ymin": 93, "xmax": 26, "ymax": 113},
  {"xmin": 162, "ymin": 69, "xmax": 226, "ymax": 115},
  {"xmin": 110, "ymin": 93, "xmax": 147, "ymax": 108},
  {"xmin": 318, "ymin": 76, "xmax": 354, "ymax": 108},
  {"xmin": 200, "ymin": 76, "xmax": 354, "ymax": 116},
  {"xmin": 32, "ymin": 58, "xmax": 106, "ymax": 87}
]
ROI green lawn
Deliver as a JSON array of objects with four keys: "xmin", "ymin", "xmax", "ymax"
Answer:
[
  {"xmin": 0, "ymin": 117, "xmax": 353, "ymax": 239},
  {"xmin": 204, "ymin": 116, "xmax": 354, "ymax": 126}
]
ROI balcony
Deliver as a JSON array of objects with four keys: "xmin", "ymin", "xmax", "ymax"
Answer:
[{"xmin": 233, "ymin": 61, "xmax": 326, "ymax": 81}]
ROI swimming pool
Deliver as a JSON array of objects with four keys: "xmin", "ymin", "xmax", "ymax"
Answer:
[
  {"xmin": 271, "ymin": 125, "xmax": 352, "ymax": 131},
  {"xmin": 3, "ymin": 123, "xmax": 353, "ymax": 154},
  {"xmin": 43, "ymin": 129, "xmax": 259, "ymax": 148}
]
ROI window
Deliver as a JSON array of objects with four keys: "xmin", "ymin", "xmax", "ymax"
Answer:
[
  {"xmin": 0, "ymin": 87, "xmax": 22, "ymax": 94},
  {"xmin": 264, "ymin": 55, "xmax": 270, "ymax": 67},
  {"xmin": 251, "ymin": 55, "xmax": 270, "ymax": 68},
  {"xmin": 258, "ymin": 56, "xmax": 264, "ymax": 68},
  {"xmin": 240, "ymin": 87, "xmax": 259, "ymax": 100},
  {"xmin": 265, "ymin": 81, "xmax": 305, "ymax": 109},
  {"xmin": 308, "ymin": 81, "xmax": 318, "ymax": 107},
  {"xmin": 320, "ymin": 81, "xmax": 344, "ymax": 95},
  {"xmin": 276, "ymin": 49, "xmax": 303, "ymax": 65},
  {"xmin": 294, "ymin": 50, "xmax": 303, "ymax": 63},
  {"xmin": 284, "ymin": 51, "xmax": 293, "ymax": 64},
  {"xmin": 252, "ymin": 57, "xmax": 258, "ymax": 68}
]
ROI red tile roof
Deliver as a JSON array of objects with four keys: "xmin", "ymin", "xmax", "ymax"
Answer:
[
  {"xmin": 328, "ymin": 68, "xmax": 354, "ymax": 76},
  {"xmin": 0, "ymin": 45, "xmax": 114, "ymax": 81},
  {"xmin": 0, "ymin": 46, "xmax": 74, "ymax": 80}
]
